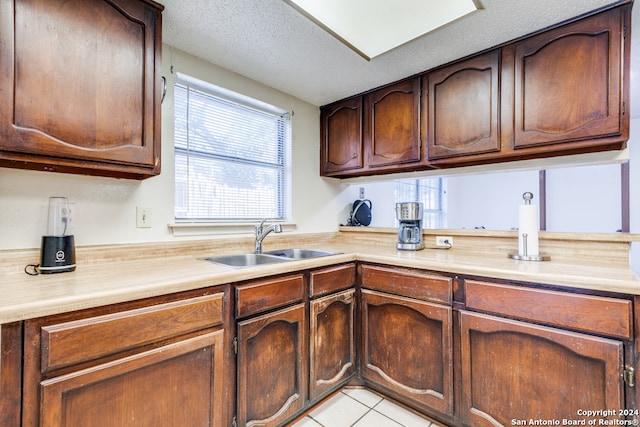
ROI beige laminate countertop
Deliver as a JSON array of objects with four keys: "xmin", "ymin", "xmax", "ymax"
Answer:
[{"xmin": 2, "ymin": 233, "xmax": 640, "ymax": 324}]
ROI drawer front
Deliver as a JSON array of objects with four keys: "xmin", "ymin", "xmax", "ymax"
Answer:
[
  {"xmin": 310, "ymin": 263, "xmax": 356, "ymax": 297},
  {"xmin": 41, "ymin": 293, "xmax": 225, "ymax": 373},
  {"xmin": 465, "ymin": 280, "xmax": 632, "ymax": 339},
  {"xmin": 236, "ymin": 274, "xmax": 305, "ymax": 318},
  {"xmin": 360, "ymin": 264, "xmax": 452, "ymax": 305}
]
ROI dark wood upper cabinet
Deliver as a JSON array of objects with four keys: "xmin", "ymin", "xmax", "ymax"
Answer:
[
  {"xmin": 427, "ymin": 50, "xmax": 501, "ymax": 161},
  {"xmin": 0, "ymin": 0, "xmax": 163, "ymax": 179},
  {"xmin": 365, "ymin": 78, "xmax": 422, "ymax": 168},
  {"xmin": 320, "ymin": 97, "xmax": 364, "ymax": 175},
  {"xmin": 320, "ymin": 3, "xmax": 630, "ymax": 177},
  {"xmin": 513, "ymin": 6, "xmax": 628, "ymax": 150}
]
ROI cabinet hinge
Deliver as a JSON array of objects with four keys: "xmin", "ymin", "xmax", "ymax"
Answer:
[
  {"xmin": 233, "ymin": 336, "xmax": 238, "ymax": 355},
  {"xmin": 624, "ymin": 366, "xmax": 635, "ymax": 387},
  {"xmin": 232, "ymin": 416, "xmax": 237, "ymax": 427},
  {"xmin": 623, "ymin": 101, "xmax": 626, "ymax": 115}
]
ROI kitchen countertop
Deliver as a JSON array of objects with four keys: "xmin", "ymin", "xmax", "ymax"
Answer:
[{"xmin": 2, "ymin": 231, "xmax": 639, "ymax": 324}]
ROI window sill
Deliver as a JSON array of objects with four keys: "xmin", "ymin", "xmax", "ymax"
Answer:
[{"xmin": 168, "ymin": 221, "xmax": 296, "ymax": 237}]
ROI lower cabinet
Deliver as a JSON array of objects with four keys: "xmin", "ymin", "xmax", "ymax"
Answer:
[
  {"xmin": 22, "ymin": 289, "xmax": 229, "ymax": 427},
  {"xmin": 460, "ymin": 310, "xmax": 625, "ymax": 426},
  {"xmin": 40, "ymin": 331, "xmax": 225, "ymax": 427},
  {"xmin": 309, "ymin": 289, "xmax": 356, "ymax": 401},
  {"xmin": 361, "ymin": 289, "xmax": 453, "ymax": 416},
  {"xmin": 236, "ymin": 303, "xmax": 307, "ymax": 427}
]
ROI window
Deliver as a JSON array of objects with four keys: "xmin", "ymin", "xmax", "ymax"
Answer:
[
  {"xmin": 395, "ymin": 177, "xmax": 446, "ymax": 228},
  {"xmin": 174, "ymin": 73, "xmax": 290, "ymax": 221}
]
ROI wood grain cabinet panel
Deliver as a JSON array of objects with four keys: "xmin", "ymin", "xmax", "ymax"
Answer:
[
  {"xmin": 309, "ymin": 263, "xmax": 356, "ymax": 298},
  {"xmin": 361, "ymin": 264, "xmax": 452, "ymax": 305},
  {"xmin": 41, "ymin": 293, "xmax": 224, "ymax": 373},
  {"xmin": 237, "ymin": 303, "xmax": 307, "ymax": 427},
  {"xmin": 309, "ymin": 289, "xmax": 355, "ymax": 401},
  {"xmin": 320, "ymin": 97, "xmax": 363, "ymax": 175},
  {"xmin": 365, "ymin": 78, "xmax": 422, "ymax": 168},
  {"xmin": 465, "ymin": 280, "xmax": 633, "ymax": 339},
  {"xmin": 236, "ymin": 274, "xmax": 304, "ymax": 319},
  {"xmin": 427, "ymin": 50, "xmax": 501, "ymax": 161},
  {"xmin": 40, "ymin": 331, "xmax": 225, "ymax": 427},
  {"xmin": 361, "ymin": 289, "xmax": 453, "ymax": 415},
  {"xmin": 0, "ymin": 0, "xmax": 163, "ymax": 179},
  {"xmin": 0, "ymin": 323, "xmax": 22, "ymax": 427},
  {"xmin": 513, "ymin": 6, "xmax": 628, "ymax": 150},
  {"xmin": 460, "ymin": 311, "xmax": 625, "ymax": 427}
]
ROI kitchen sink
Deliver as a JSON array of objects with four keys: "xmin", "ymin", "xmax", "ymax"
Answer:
[
  {"xmin": 204, "ymin": 253, "xmax": 292, "ymax": 268},
  {"xmin": 264, "ymin": 248, "xmax": 340, "ymax": 259}
]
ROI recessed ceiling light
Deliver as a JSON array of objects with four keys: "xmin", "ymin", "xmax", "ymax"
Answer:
[{"xmin": 284, "ymin": 0, "xmax": 479, "ymax": 60}]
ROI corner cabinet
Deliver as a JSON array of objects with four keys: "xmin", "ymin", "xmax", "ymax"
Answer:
[
  {"xmin": 0, "ymin": 0, "xmax": 163, "ymax": 179},
  {"xmin": 360, "ymin": 265, "xmax": 454, "ymax": 419}
]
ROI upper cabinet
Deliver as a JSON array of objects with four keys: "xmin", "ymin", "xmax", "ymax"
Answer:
[
  {"xmin": 426, "ymin": 50, "xmax": 501, "ymax": 161},
  {"xmin": 364, "ymin": 78, "xmax": 422, "ymax": 169},
  {"xmin": 320, "ymin": 3, "xmax": 630, "ymax": 178},
  {"xmin": 512, "ymin": 7, "xmax": 627, "ymax": 150},
  {"xmin": 320, "ymin": 97, "xmax": 364, "ymax": 175},
  {"xmin": 321, "ymin": 78, "xmax": 423, "ymax": 177},
  {"xmin": 0, "ymin": 0, "xmax": 163, "ymax": 179}
]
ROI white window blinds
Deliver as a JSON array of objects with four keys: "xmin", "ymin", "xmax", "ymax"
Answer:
[{"xmin": 174, "ymin": 74, "xmax": 290, "ymax": 221}]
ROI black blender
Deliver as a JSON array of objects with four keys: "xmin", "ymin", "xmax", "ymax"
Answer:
[{"xmin": 39, "ymin": 197, "xmax": 76, "ymax": 273}]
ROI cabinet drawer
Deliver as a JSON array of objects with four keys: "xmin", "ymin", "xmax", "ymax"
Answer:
[
  {"xmin": 310, "ymin": 263, "xmax": 356, "ymax": 297},
  {"xmin": 465, "ymin": 280, "xmax": 632, "ymax": 339},
  {"xmin": 236, "ymin": 274, "xmax": 305, "ymax": 318},
  {"xmin": 41, "ymin": 293, "xmax": 224, "ymax": 373},
  {"xmin": 360, "ymin": 265, "xmax": 452, "ymax": 305}
]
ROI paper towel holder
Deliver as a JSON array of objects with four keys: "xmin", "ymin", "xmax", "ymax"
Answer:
[{"xmin": 508, "ymin": 192, "xmax": 551, "ymax": 261}]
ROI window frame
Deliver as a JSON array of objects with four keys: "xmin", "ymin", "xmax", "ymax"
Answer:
[{"xmin": 172, "ymin": 73, "xmax": 292, "ymax": 224}]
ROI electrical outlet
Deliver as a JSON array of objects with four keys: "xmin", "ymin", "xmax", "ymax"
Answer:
[
  {"xmin": 136, "ymin": 207, "xmax": 152, "ymax": 228},
  {"xmin": 359, "ymin": 187, "xmax": 365, "ymax": 199},
  {"xmin": 435, "ymin": 236, "xmax": 453, "ymax": 248}
]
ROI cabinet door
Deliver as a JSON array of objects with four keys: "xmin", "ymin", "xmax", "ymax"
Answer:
[
  {"xmin": 427, "ymin": 50, "xmax": 500, "ymax": 160},
  {"xmin": 309, "ymin": 289, "xmax": 355, "ymax": 401},
  {"xmin": 365, "ymin": 78, "xmax": 421, "ymax": 168},
  {"xmin": 320, "ymin": 97, "xmax": 363, "ymax": 175},
  {"xmin": 237, "ymin": 303, "xmax": 307, "ymax": 427},
  {"xmin": 0, "ymin": 0, "xmax": 162, "ymax": 179},
  {"xmin": 39, "ymin": 331, "xmax": 225, "ymax": 427},
  {"xmin": 460, "ymin": 311, "xmax": 625, "ymax": 427},
  {"xmin": 513, "ymin": 7, "xmax": 626, "ymax": 149},
  {"xmin": 361, "ymin": 289, "xmax": 453, "ymax": 415}
]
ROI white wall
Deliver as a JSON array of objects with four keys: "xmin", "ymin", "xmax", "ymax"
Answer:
[{"xmin": 0, "ymin": 46, "xmax": 350, "ymax": 250}]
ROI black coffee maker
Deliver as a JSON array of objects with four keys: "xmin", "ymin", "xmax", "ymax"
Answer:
[{"xmin": 39, "ymin": 197, "xmax": 76, "ymax": 274}]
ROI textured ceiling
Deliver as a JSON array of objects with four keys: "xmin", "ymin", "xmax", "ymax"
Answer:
[{"xmin": 161, "ymin": 0, "xmax": 638, "ymax": 111}]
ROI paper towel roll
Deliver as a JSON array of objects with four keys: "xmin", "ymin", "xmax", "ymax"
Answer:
[{"xmin": 518, "ymin": 204, "xmax": 539, "ymax": 256}]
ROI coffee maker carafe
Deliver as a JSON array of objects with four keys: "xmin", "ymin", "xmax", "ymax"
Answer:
[{"xmin": 396, "ymin": 202, "xmax": 424, "ymax": 251}]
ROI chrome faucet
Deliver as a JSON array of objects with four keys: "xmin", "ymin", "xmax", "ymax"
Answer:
[{"xmin": 255, "ymin": 219, "xmax": 282, "ymax": 253}]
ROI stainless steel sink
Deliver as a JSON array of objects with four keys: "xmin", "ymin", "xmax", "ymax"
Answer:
[
  {"xmin": 264, "ymin": 248, "xmax": 340, "ymax": 259},
  {"xmin": 204, "ymin": 253, "xmax": 292, "ymax": 268}
]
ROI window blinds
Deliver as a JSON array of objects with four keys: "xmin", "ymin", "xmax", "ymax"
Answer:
[{"xmin": 174, "ymin": 74, "xmax": 290, "ymax": 221}]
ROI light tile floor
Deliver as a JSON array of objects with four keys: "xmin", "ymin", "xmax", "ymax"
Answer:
[{"xmin": 290, "ymin": 388, "xmax": 447, "ymax": 427}]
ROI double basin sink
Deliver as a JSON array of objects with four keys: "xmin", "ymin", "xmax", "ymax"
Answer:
[{"xmin": 204, "ymin": 248, "xmax": 340, "ymax": 268}]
